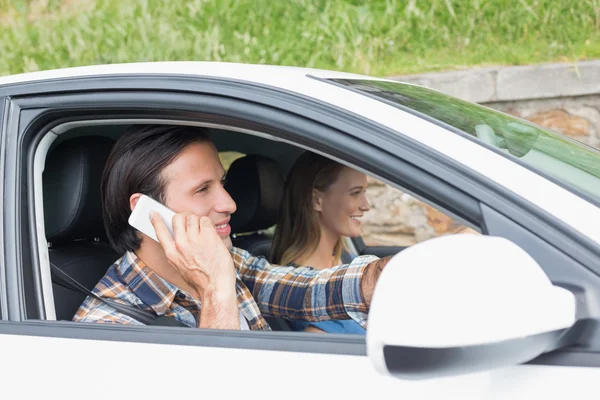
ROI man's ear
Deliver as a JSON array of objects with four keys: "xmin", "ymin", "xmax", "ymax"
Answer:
[
  {"xmin": 129, "ymin": 193, "xmax": 142, "ymax": 212},
  {"xmin": 313, "ymin": 189, "xmax": 323, "ymax": 212}
]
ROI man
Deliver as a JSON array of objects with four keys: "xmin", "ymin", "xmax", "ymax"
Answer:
[{"xmin": 74, "ymin": 124, "xmax": 390, "ymax": 330}]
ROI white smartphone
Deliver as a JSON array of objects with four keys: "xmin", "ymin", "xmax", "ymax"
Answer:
[{"xmin": 128, "ymin": 194, "xmax": 175, "ymax": 243}]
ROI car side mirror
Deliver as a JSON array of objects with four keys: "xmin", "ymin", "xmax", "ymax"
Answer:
[{"xmin": 367, "ymin": 234, "xmax": 576, "ymax": 380}]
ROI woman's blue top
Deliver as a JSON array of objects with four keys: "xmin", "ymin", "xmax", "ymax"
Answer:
[{"xmin": 287, "ymin": 319, "xmax": 366, "ymax": 334}]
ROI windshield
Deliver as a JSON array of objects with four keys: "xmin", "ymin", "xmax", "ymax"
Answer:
[{"xmin": 326, "ymin": 78, "xmax": 600, "ymax": 204}]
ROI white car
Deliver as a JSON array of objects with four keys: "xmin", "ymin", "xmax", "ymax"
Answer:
[{"xmin": 0, "ymin": 62, "xmax": 599, "ymax": 399}]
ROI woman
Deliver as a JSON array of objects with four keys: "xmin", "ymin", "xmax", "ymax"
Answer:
[{"xmin": 270, "ymin": 151, "xmax": 371, "ymax": 334}]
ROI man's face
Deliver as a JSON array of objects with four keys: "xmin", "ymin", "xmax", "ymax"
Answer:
[{"xmin": 161, "ymin": 141, "xmax": 237, "ymax": 249}]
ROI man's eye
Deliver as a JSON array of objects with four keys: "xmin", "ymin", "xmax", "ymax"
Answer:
[
  {"xmin": 196, "ymin": 186, "xmax": 209, "ymax": 194},
  {"xmin": 221, "ymin": 179, "xmax": 228, "ymax": 187}
]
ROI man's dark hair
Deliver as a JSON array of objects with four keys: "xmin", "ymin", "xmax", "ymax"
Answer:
[{"xmin": 101, "ymin": 124, "xmax": 209, "ymax": 254}]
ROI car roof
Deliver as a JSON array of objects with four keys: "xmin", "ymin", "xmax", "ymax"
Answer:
[{"xmin": 0, "ymin": 61, "xmax": 392, "ymax": 88}]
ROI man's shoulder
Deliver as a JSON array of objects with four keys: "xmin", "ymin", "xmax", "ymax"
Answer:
[
  {"xmin": 230, "ymin": 246, "xmax": 264, "ymax": 266},
  {"xmin": 92, "ymin": 258, "xmax": 129, "ymax": 293},
  {"xmin": 72, "ymin": 257, "xmax": 144, "ymax": 325},
  {"xmin": 231, "ymin": 246, "xmax": 282, "ymax": 275},
  {"xmin": 72, "ymin": 297, "xmax": 143, "ymax": 325}
]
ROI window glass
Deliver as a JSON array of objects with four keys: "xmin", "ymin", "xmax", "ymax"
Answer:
[
  {"xmin": 362, "ymin": 176, "xmax": 476, "ymax": 247},
  {"xmin": 219, "ymin": 151, "xmax": 245, "ymax": 172},
  {"xmin": 327, "ymin": 78, "xmax": 600, "ymax": 203}
]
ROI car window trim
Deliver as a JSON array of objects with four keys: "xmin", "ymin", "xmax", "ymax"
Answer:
[
  {"xmin": 0, "ymin": 320, "xmax": 368, "ymax": 355},
  {"xmin": 0, "ymin": 97, "xmax": 8, "ymax": 320}
]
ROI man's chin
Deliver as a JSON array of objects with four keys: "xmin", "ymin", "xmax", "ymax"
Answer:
[{"xmin": 222, "ymin": 235, "xmax": 233, "ymax": 250}]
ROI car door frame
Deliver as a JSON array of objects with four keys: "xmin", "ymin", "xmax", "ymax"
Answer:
[
  {"xmin": 0, "ymin": 96, "xmax": 8, "ymax": 321},
  {"xmin": 0, "ymin": 74, "xmax": 599, "ymax": 366}
]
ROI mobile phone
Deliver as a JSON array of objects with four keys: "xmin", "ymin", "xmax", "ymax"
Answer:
[{"xmin": 128, "ymin": 194, "xmax": 175, "ymax": 243}]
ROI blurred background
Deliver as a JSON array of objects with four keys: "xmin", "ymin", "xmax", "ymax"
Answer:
[{"xmin": 2, "ymin": 0, "xmax": 599, "ymax": 245}]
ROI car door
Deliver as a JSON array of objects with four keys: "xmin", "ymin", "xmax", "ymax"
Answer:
[
  {"xmin": 0, "ymin": 73, "xmax": 510, "ymax": 400},
  {"xmin": 0, "ymin": 69, "xmax": 599, "ymax": 399}
]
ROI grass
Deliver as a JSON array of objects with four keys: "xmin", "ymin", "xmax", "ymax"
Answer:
[{"xmin": 0, "ymin": 0, "xmax": 599, "ymax": 78}]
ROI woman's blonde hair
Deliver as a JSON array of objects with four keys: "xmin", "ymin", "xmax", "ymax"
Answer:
[{"xmin": 270, "ymin": 152, "xmax": 346, "ymax": 266}]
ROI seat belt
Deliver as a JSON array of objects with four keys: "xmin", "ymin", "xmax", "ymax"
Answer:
[{"xmin": 50, "ymin": 263, "xmax": 188, "ymax": 327}]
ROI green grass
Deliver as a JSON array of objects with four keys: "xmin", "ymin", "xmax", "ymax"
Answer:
[{"xmin": 1, "ymin": 0, "xmax": 599, "ymax": 77}]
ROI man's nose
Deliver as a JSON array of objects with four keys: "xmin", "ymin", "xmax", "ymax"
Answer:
[{"xmin": 217, "ymin": 184, "xmax": 237, "ymax": 215}]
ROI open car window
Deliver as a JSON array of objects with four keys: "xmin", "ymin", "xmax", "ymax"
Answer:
[{"xmin": 34, "ymin": 121, "xmax": 482, "ymax": 331}]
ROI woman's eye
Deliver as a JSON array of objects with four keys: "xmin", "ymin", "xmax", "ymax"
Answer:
[
  {"xmin": 196, "ymin": 186, "xmax": 209, "ymax": 194},
  {"xmin": 221, "ymin": 179, "xmax": 228, "ymax": 187}
]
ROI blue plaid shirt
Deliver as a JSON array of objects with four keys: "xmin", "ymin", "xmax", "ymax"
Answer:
[{"xmin": 73, "ymin": 247, "xmax": 378, "ymax": 330}]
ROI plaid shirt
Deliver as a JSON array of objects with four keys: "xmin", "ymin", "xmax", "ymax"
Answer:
[{"xmin": 73, "ymin": 247, "xmax": 378, "ymax": 330}]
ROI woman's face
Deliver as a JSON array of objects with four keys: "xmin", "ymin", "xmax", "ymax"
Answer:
[{"xmin": 314, "ymin": 167, "xmax": 370, "ymax": 238}]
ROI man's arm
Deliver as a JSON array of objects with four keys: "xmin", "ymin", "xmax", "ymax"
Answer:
[
  {"xmin": 233, "ymin": 248, "xmax": 392, "ymax": 328},
  {"xmin": 360, "ymin": 255, "xmax": 392, "ymax": 308}
]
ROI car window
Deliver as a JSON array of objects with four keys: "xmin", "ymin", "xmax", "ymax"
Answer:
[
  {"xmin": 219, "ymin": 151, "xmax": 245, "ymax": 172},
  {"xmin": 325, "ymin": 79, "xmax": 600, "ymax": 204},
  {"xmin": 362, "ymin": 176, "xmax": 477, "ymax": 248}
]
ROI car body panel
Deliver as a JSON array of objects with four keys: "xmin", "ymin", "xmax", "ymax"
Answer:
[{"xmin": 1, "ymin": 331, "xmax": 599, "ymax": 400}]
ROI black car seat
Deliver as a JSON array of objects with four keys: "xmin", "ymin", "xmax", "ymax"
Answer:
[
  {"xmin": 43, "ymin": 136, "xmax": 119, "ymax": 321},
  {"xmin": 227, "ymin": 154, "xmax": 285, "ymax": 260}
]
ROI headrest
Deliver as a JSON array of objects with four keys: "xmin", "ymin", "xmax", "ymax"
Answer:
[
  {"xmin": 43, "ymin": 136, "xmax": 114, "ymax": 245},
  {"xmin": 227, "ymin": 155, "xmax": 285, "ymax": 233}
]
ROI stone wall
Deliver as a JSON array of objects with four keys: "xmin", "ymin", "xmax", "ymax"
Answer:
[
  {"xmin": 488, "ymin": 97, "xmax": 599, "ymax": 148},
  {"xmin": 361, "ymin": 60, "xmax": 600, "ymax": 246}
]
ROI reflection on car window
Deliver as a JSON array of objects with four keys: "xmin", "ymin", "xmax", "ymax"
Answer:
[{"xmin": 327, "ymin": 78, "xmax": 600, "ymax": 203}]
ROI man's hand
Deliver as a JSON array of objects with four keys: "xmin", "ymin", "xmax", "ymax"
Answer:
[
  {"xmin": 361, "ymin": 256, "xmax": 393, "ymax": 308},
  {"xmin": 150, "ymin": 212, "xmax": 239, "ymax": 329}
]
